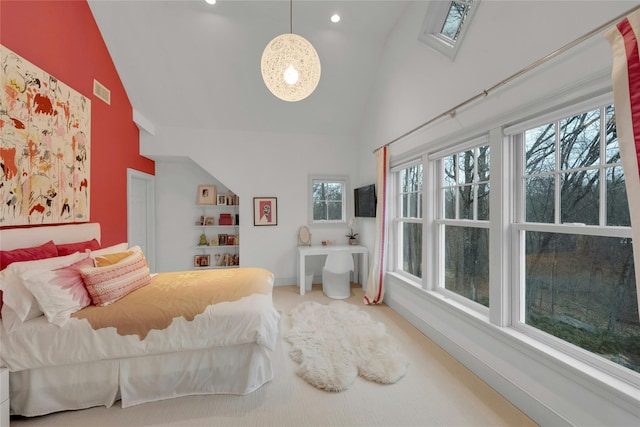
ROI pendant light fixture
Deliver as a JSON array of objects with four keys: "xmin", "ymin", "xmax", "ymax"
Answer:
[{"xmin": 261, "ymin": 0, "xmax": 321, "ymax": 102}]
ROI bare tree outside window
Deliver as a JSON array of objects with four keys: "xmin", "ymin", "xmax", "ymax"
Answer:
[
  {"xmin": 440, "ymin": 145, "xmax": 490, "ymax": 307},
  {"xmin": 522, "ymin": 105, "xmax": 639, "ymax": 373}
]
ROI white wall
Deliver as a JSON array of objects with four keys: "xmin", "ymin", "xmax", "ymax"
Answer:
[
  {"xmin": 356, "ymin": 1, "xmax": 639, "ymax": 425},
  {"xmin": 142, "ymin": 127, "xmax": 359, "ymax": 284}
]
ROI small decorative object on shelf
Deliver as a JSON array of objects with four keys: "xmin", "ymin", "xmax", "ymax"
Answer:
[
  {"xmin": 205, "ymin": 216, "xmax": 215, "ymax": 225},
  {"xmin": 219, "ymin": 213, "xmax": 233, "ymax": 225},
  {"xmin": 346, "ymin": 230, "xmax": 358, "ymax": 245},
  {"xmin": 199, "ymin": 233, "xmax": 208, "ymax": 246},
  {"xmin": 346, "ymin": 217, "xmax": 358, "ymax": 245},
  {"xmin": 194, "ymin": 254, "xmax": 211, "ymax": 267},
  {"xmin": 197, "ymin": 185, "xmax": 217, "ymax": 205}
]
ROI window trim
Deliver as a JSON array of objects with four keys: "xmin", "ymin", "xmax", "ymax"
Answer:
[{"xmin": 308, "ymin": 175, "xmax": 349, "ymax": 226}]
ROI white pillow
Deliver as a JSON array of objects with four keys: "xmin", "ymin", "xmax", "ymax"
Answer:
[
  {"xmin": 21, "ymin": 256, "xmax": 94, "ymax": 327},
  {"xmin": 0, "ymin": 252, "xmax": 87, "ymax": 324}
]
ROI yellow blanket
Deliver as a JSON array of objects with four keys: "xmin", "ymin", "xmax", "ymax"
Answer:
[{"xmin": 72, "ymin": 267, "xmax": 274, "ymax": 340}]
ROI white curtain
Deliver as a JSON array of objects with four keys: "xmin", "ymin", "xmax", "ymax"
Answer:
[
  {"xmin": 606, "ymin": 9, "xmax": 640, "ymax": 314},
  {"xmin": 364, "ymin": 146, "xmax": 389, "ymax": 305}
]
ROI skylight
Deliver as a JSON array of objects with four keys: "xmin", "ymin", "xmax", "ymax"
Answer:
[{"xmin": 419, "ymin": 0, "xmax": 479, "ymax": 60}]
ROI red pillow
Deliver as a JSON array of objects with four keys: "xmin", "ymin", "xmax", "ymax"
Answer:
[
  {"xmin": 0, "ymin": 240, "xmax": 58, "ymax": 270},
  {"xmin": 56, "ymin": 238, "xmax": 101, "ymax": 256}
]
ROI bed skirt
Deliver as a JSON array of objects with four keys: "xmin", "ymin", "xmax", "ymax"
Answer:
[{"xmin": 10, "ymin": 343, "xmax": 273, "ymax": 417}]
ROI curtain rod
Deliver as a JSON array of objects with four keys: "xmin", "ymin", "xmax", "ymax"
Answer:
[{"xmin": 373, "ymin": 3, "xmax": 640, "ymax": 154}]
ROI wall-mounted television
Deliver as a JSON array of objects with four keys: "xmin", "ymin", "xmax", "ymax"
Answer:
[{"xmin": 354, "ymin": 184, "xmax": 376, "ymax": 218}]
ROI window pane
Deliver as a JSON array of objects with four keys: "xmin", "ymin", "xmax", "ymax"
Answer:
[
  {"xmin": 444, "ymin": 156, "xmax": 456, "ymax": 187},
  {"xmin": 560, "ymin": 169, "xmax": 599, "ymax": 225},
  {"xmin": 313, "ymin": 201, "xmax": 327, "ymax": 221},
  {"xmin": 444, "ymin": 225, "xmax": 489, "ymax": 306},
  {"xmin": 326, "ymin": 183, "xmax": 343, "ymax": 200},
  {"xmin": 458, "ymin": 185, "xmax": 473, "ymax": 220},
  {"xmin": 327, "ymin": 202, "xmax": 342, "ymax": 220},
  {"xmin": 559, "ymin": 109, "xmax": 600, "ymax": 170},
  {"xmin": 441, "ymin": 1, "xmax": 471, "ymax": 42},
  {"xmin": 401, "ymin": 222, "xmax": 422, "ymax": 278},
  {"xmin": 605, "ymin": 106, "xmax": 619, "ymax": 164},
  {"xmin": 525, "ymin": 124, "xmax": 555, "ymax": 175},
  {"xmin": 477, "ymin": 146, "xmax": 490, "ymax": 182},
  {"xmin": 524, "ymin": 231, "xmax": 639, "ymax": 373},
  {"xmin": 444, "ymin": 187, "xmax": 455, "ymax": 219},
  {"xmin": 525, "ymin": 176, "xmax": 555, "ymax": 223},
  {"xmin": 477, "ymin": 183, "xmax": 490, "ymax": 221},
  {"xmin": 458, "ymin": 150, "xmax": 474, "ymax": 185},
  {"xmin": 607, "ymin": 166, "xmax": 630, "ymax": 227},
  {"xmin": 402, "ymin": 165, "xmax": 423, "ymax": 192},
  {"xmin": 402, "ymin": 193, "xmax": 419, "ymax": 218}
]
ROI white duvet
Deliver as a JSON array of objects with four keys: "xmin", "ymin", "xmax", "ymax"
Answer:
[{"xmin": 1, "ymin": 293, "xmax": 280, "ymax": 372}]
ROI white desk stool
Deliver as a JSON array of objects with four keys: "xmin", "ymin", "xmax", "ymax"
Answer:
[{"xmin": 322, "ymin": 250, "xmax": 354, "ymax": 299}]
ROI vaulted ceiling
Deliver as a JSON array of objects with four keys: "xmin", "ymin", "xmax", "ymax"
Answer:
[{"xmin": 88, "ymin": 0, "xmax": 411, "ymax": 138}]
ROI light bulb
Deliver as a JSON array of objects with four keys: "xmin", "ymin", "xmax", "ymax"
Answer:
[
  {"xmin": 205, "ymin": 0, "xmax": 216, "ymax": 4},
  {"xmin": 331, "ymin": 14, "xmax": 340, "ymax": 23},
  {"xmin": 283, "ymin": 65, "xmax": 299, "ymax": 85}
]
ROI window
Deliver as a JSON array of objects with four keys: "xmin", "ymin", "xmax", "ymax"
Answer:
[
  {"xmin": 393, "ymin": 162, "xmax": 423, "ymax": 278},
  {"xmin": 390, "ymin": 92, "xmax": 640, "ymax": 377},
  {"xmin": 309, "ymin": 176, "xmax": 348, "ymax": 224},
  {"xmin": 419, "ymin": 0, "xmax": 479, "ymax": 60},
  {"xmin": 436, "ymin": 143, "xmax": 490, "ymax": 307},
  {"xmin": 515, "ymin": 104, "xmax": 638, "ymax": 372}
]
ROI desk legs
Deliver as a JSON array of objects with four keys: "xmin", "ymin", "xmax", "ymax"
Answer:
[{"xmin": 298, "ymin": 251, "xmax": 306, "ymax": 296}]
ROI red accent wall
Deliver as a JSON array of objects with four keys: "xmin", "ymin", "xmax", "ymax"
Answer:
[{"xmin": 0, "ymin": 0, "xmax": 155, "ymax": 246}]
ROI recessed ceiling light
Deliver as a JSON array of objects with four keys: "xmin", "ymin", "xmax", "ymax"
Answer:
[
  {"xmin": 330, "ymin": 14, "xmax": 340, "ymax": 23},
  {"xmin": 205, "ymin": 0, "xmax": 216, "ymax": 5}
]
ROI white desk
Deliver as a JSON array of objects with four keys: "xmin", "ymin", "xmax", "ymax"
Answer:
[{"xmin": 297, "ymin": 245, "xmax": 368, "ymax": 295}]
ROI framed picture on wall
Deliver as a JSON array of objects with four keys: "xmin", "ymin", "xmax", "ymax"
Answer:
[
  {"xmin": 197, "ymin": 185, "xmax": 217, "ymax": 205},
  {"xmin": 253, "ymin": 197, "xmax": 277, "ymax": 226}
]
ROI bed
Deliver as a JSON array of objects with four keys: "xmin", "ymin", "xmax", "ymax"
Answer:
[{"xmin": 0, "ymin": 223, "xmax": 280, "ymax": 417}]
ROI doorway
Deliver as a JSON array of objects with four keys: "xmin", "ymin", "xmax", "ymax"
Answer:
[{"xmin": 127, "ymin": 168, "xmax": 155, "ymax": 272}]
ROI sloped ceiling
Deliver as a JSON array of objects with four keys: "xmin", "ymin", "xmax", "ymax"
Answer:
[{"xmin": 88, "ymin": 0, "xmax": 410, "ymax": 138}]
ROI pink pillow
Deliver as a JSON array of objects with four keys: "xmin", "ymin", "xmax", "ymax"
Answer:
[
  {"xmin": 81, "ymin": 251, "xmax": 151, "ymax": 306},
  {"xmin": 0, "ymin": 240, "xmax": 58, "ymax": 270},
  {"xmin": 56, "ymin": 239, "xmax": 101, "ymax": 256}
]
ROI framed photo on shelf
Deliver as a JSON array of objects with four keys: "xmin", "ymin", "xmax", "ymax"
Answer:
[
  {"xmin": 217, "ymin": 195, "xmax": 227, "ymax": 205},
  {"xmin": 205, "ymin": 216, "xmax": 215, "ymax": 226},
  {"xmin": 197, "ymin": 185, "xmax": 217, "ymax": 205},
  {"xmin": 218, "ymin": 234, "xmax": 228, "ymax": 245},
  {"xmin": 194, "ymin": 254, "xmax": 211, "ymax": 267},
  {"xmin": 253, "ymin": 197, "xmax": 277, "ymax": 226}
]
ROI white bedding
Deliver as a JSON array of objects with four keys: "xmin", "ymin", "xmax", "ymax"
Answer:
[
  {"xmin": 1, "ymin": 293, "xmax": 280, "ymax": 372},
  {"xmin": 0, "ymin": 223, "xmax": 281, "ymax": 416}
]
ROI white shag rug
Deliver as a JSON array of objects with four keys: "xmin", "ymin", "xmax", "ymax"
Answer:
[{"xmin": 284, "ymin": 300, "xmax": 409, "ymax": 392}]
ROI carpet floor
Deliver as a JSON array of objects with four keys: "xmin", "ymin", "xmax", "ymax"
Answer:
[{"xmin": 10, "ymin": 284, "xmax": 538, "ymax": 427}]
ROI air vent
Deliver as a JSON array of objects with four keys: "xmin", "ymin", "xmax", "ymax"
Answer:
[{"xmin": 93, "ymin": 79, "xmax": 111, "ymax": 105}]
